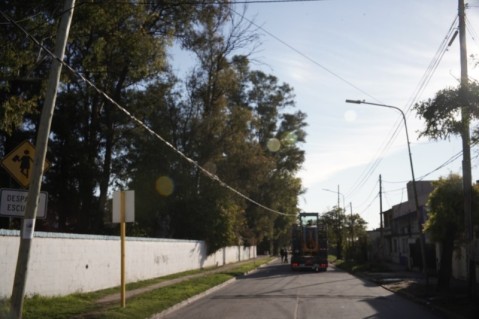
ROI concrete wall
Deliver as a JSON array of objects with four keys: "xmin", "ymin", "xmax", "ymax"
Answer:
[{"xmin": 0, "ymin": 229, "xmax": 256, "ymax": 298}]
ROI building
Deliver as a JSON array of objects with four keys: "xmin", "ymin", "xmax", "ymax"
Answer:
[
  {"xmin": 369, "ymin": 179, "xmax": 479, "ymax": 282},
  {"xmin": 369, "ymin": 180, "xmax": 436, "ymax": 271}
]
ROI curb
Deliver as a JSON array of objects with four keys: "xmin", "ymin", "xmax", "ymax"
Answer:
[
  {"xmin": 148, "ymin": 277, "xmax": 237, "ymax": 319},
  {"xmin": 149, "ymin": 257, "xmax": 277, "ymax": 318}
]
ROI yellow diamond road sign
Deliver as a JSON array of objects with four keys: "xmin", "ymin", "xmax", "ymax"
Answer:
[{"xmin": 1, "ymin": 140, "xmax": 50, "ymax": 188}]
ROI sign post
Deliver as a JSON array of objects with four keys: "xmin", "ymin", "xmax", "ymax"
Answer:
[{"xmin": 113, "ymin": 190, "xmax": 134, "ymax": 308}]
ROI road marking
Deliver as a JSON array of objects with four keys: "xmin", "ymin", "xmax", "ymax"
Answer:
[{"xmin": 294, "ymin": 290, "xmax": 300, "ymax": 319}]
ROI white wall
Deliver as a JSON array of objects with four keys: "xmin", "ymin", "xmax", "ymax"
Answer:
[{"xmin": 0, "ymin": 229, "xmax": 256, "ymax": 298}]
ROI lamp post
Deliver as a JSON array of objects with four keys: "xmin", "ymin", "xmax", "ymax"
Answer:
[
  {"xmin": 345, "ymin": 99, "xmax": 428, "ymax": 282},
  {"xmin": 322, "ymin": 186, "xmax": 345, "ymax": 211}
]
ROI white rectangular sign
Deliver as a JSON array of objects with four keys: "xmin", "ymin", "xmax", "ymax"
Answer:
[
  {"xmin": 0, "ymin": 188, "xmax": 48, "ymax": 219},
  {"xmin": 112, "ymin": 190, "xmax": 135, "ymax": 223}
]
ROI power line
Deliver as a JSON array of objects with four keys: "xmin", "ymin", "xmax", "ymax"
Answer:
[
  {"xmin": 358, "ymin": 193, "xmax": 379, "ymax": 216},
  {"xmin": 353, "ymin": 179, "xmax": 379, "ymax": 212},
  {"xmin": 0, "ymin": 9, "xmax": 295, "ymax": 217},
  {"xmin": 230, "ymin": 7, "xmax": 381, "ymax": 103},
  {"xmin": 344, "ymin": 16, "xmax": 458, "ymax": 199},
  {"xmin": 230, "ymin": 4, "xmax": 461, "ymax": 210},
  {"xmin": 228, "ymin": 6, "xmax": 394, "ymax": 202},
  {"xmin": 97, "ymin": 0, "xmax": 330, "ymax": 5}
]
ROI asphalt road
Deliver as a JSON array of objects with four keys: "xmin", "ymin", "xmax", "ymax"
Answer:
[{"xmin": 160, "ymin": 260, "xmax": 444, "ymax": 319}]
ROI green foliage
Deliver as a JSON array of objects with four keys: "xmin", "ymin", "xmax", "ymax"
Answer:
[
  {"xmin": 424, "ymin": 174, "xmax": 464, "ymax": 241},
  {"xmin": 321, "ymin": 207, "xmax": 346, "ymax": 259},
  {"xmin": 424, "ymin": 173, "xmax": 479, "ymax": 291},
  {"xmin": 1, "ymin": 2, "xmax": 306, "ymax": 254},
  {"xmin": 414, "ymin": 82, "xmax": 479, "ymax": 140},
  {"xmin": 424, "ymin": 173, "xmax": 479, "ymax": 243},
  {"xmin": 321, "ymin": 208, "xmax": 367, "ymax": 260}
]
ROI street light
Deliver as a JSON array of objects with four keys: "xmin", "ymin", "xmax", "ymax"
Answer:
[
  {"xmin": 345, "ymin": 99, "xmax": 428, "ymax": 282},
  {"xmin": 322, "ymin": 186, "xmax": 345, "ymax": 210}
]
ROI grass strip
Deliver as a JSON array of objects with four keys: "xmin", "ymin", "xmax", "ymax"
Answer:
[
  {"xmin": 98, "ymin": 274, "xmax": 232, "ymax": 319},
  {"xmin": 1, "ymin": 257, "xmax": 273, "ymax": 319}
]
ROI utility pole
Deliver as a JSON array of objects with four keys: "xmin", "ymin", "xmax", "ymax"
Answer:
[
  {"xmin": 337, "ymin": 185, "xmax": 341, "ymax": 211},
  {"xmin": 379, "ymin": 175, "xmax": 383, "ymax": 231},
  {"xmin": 379, "ymin": 174, "xmax": 383, "ymax": 261},
  {"xmin": 9, "ymin": 1, "xmax": 75, "ymax": 317},
  {"xmin": 350, "ymin": 202, "xmax": 354, "ymax": 251},
  {"xmin": 458, "ymin": 0, "xmax": 475, "ymax": 297}
]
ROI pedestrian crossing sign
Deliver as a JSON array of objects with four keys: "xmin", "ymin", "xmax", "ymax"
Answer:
[{"xmin": 1, "ymin": 140, "xmax": 50, "ymax": 188}]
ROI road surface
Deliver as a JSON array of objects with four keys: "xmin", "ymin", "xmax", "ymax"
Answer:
[{"xmin": 160, "ymin": 260, "xmax": 444, "ymax": 319}]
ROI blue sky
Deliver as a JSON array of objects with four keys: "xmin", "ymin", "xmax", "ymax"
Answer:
[{"xmin": 228, "ymin": 0, "xmax": 479, "ymax": 229}]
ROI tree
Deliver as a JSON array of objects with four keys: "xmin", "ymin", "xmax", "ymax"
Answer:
[
  {"xmin": 344, "ymin": 212, "xmax": 368, "ymax": 261},
  {"xmin": 414, "ymin": 82, "xmax": 479, "ymax": 140},
  {"xmin": 321, "ymin": 207, "xmax": 347, "ymax": 259},
  {"xmin": 424, "ymin": 174, "xmax": 479, "ymax": 291},
  {"xmin": 123, "ymin": 4, "xmax": 305, "ymax": 253},
  {"xmin": 32, "ymin": 1, "xmax": 204, "ymax": 233},
  {"xmin": 415, "ymin": 81, "xmax": 479, "ymax": 292},
  {"xmin": 1, "ymin": 1, "xmax": 306, "ymax": 255},
  {"xmin": 0, "ymin": 1, "xmax": 56, "ymax": 136}
]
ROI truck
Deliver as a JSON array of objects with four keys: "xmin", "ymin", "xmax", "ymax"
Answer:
[{"xmin": 290, "ymin": 212, "xmax": 328, "ymax": 272}]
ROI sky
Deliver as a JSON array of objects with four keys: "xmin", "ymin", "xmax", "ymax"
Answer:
[{"xmin": 220, "ymin": 0, "xmax": 479, "ymax": 230}]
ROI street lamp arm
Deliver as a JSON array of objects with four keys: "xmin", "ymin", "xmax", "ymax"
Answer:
[
  {"xmin": 345, "ymin": 99, "xmax": 404, "ymax": 115},
  {"xmin": 345, "ymin": 98, "xmax": 427, "ymax": 282},
  {"xmin": 345, "ymin": 99, "xmax": 410, "ymax": 149}
]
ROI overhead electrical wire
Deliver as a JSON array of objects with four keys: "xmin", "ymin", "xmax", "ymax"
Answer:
[
  {"xmin": 115, "ymin": 0, "xmax": 329, "ymax": 4},
  {"xmin": 228, "ymin": 5, "xmax": 466, "ymax": 214},
  {"xmin": 228, "ymin": 6, "xmax": 392, "ymax": 203},
  {"xmin": 344, "ymin": 16, "xmax": 459, "ymax": 199},
  {"xmin": 229, "ymin": 6, "xmax": 381, "ymax": 103},
  {"xmin": 4, "ymin": 3, "xmax": 473, "ymax": 218},
  {"xmin": 0, "ymin": 9, "xmax": 295, "ymax": 217},
  {"xmin": 358, "ymin": 193, "xmax": 379, "ymax": 215},
  {"xmin": 351, "ymin": 179, "xmax": 379, "ymax": 213}
]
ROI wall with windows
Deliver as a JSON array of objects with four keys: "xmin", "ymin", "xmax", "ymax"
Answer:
[{"xmin": 0, "ymin": 229, "xmax": 256, "ymax": 298}]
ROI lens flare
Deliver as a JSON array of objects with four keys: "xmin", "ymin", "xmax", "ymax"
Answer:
[
  {"xmin": 155, "ymin": 176, "xmax": 174, "ymax": 196},
  {"xmin": 267, "ymin": 138, "xmax": 281, "ymax": 152},
  {"xmin": 282, "ymin": 132, "xmax": 297, "ymax": 146},
  {"xmin": 344, "ymin": 110, "xmax": 357, "ymax": 122}
]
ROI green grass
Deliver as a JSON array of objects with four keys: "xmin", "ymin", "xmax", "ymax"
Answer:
[
  {"xmin": 2, "ymin": 257, "xmax": 273, "ymax": 319},
  {"xmin": 98, "ymin": 274, "xmax": 232, "ymax": 319}
]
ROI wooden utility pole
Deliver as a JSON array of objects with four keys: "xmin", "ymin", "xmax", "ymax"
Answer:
[
  {"xmin": 379, "ymin": 174, "xmax": 383, "ymax": 261},
  {"xmin": 337, "ymin": 185, "xmax": 341, "ymax": 211},
  {"xmin": 9, "ymin": 1, "xmax": 75, "ymax": 317},
  {"xmin": 379, "ymin": 175, "xmax": 383, "ymax": 231},
  {"xmin": 458, "ymin": 0, "xmax": 475, "ymax": 297},
  {"xmin": 350, "ymin": 202, "xmax": 354, "ymax": 250}
]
